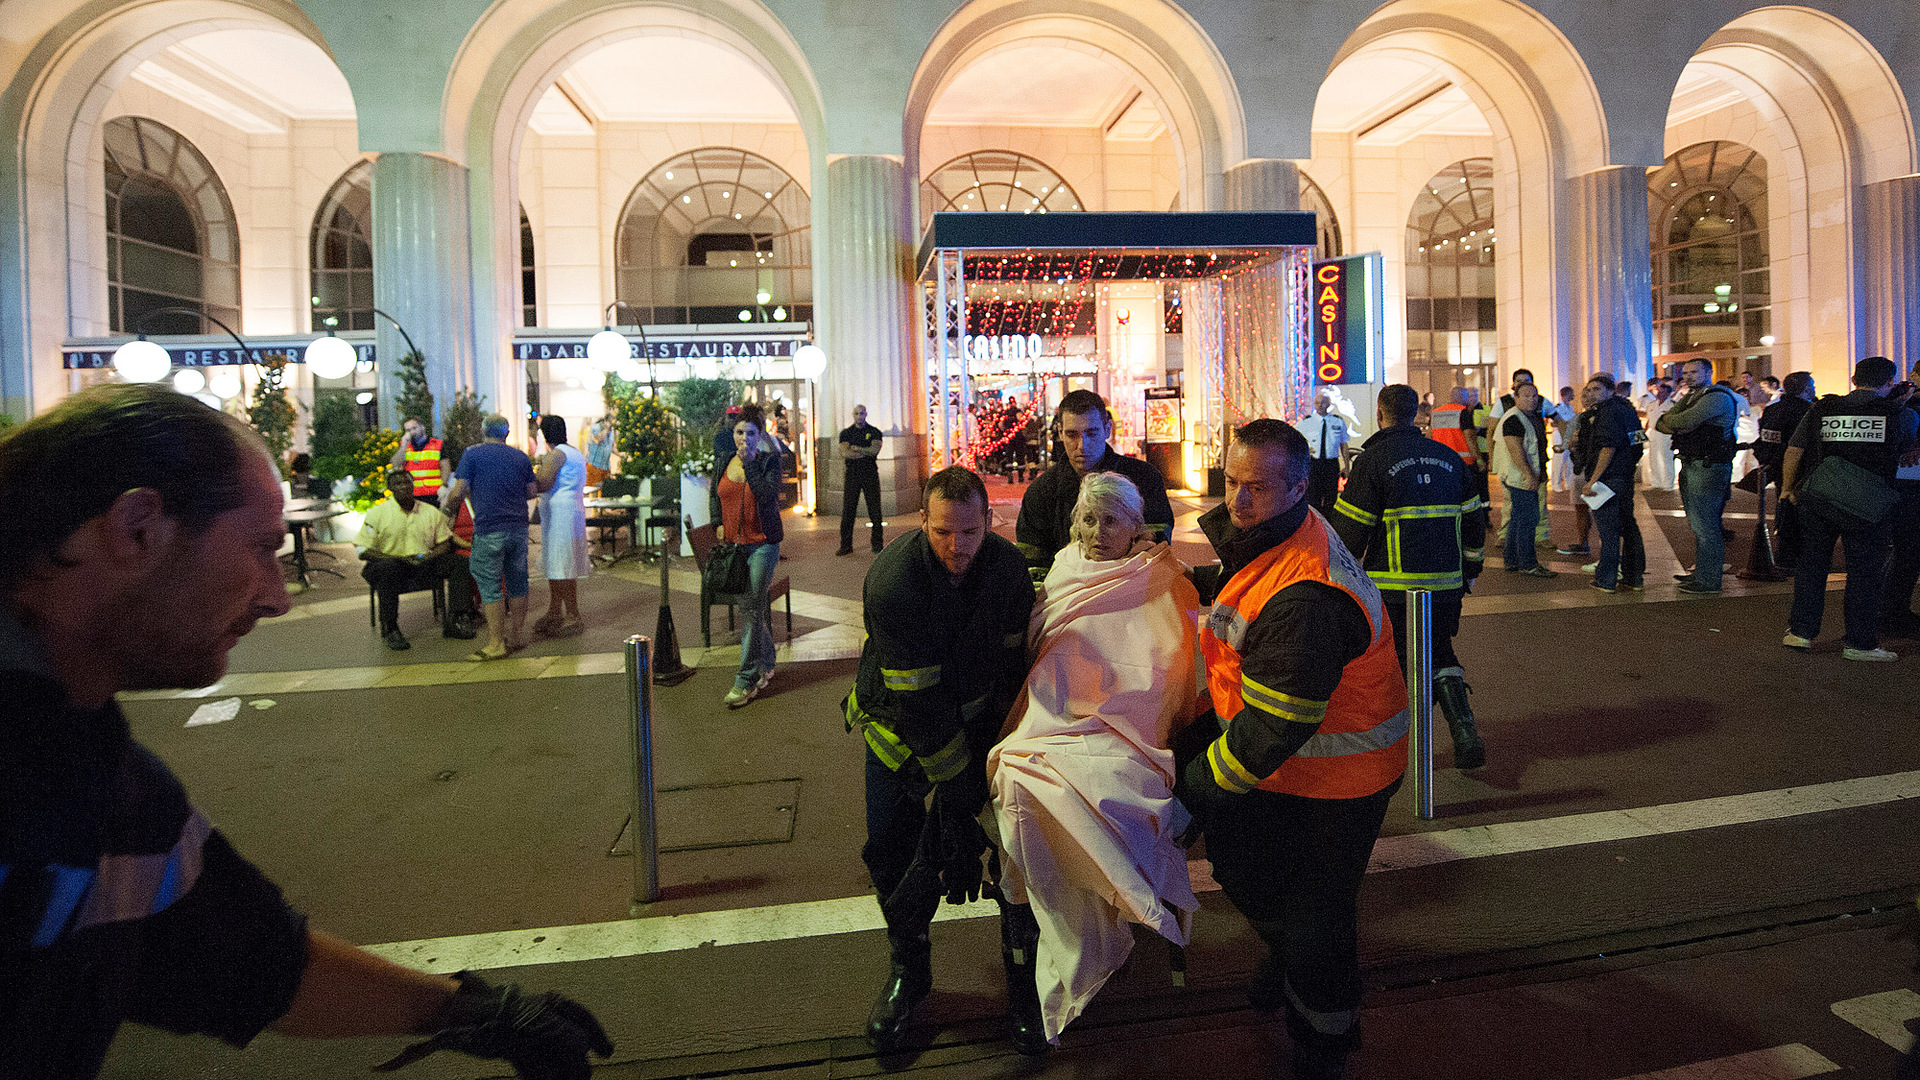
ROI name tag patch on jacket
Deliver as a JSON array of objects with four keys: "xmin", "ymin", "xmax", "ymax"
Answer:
[{"xmin": 1821, "ymin": 416, "xmax": 1887, "ymax": 442}]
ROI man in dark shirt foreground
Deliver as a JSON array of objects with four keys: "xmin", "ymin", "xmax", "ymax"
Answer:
[{"xmin": 0, "ymin": 384, "xmax": 610, "ymax": 1079}]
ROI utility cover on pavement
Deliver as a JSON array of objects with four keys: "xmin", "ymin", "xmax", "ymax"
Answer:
[{"xmin": 610, "ymin": 779, "xmax": 800, "ymax": 855}]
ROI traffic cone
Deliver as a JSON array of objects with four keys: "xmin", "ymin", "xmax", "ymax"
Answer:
[
  {"xmin": 1737, "ymin": 465, "xmax": 1790, "ymax": 582},
  {"xmin": 651, "ymin": 517, "xmax": 696, "ymax": 685}
]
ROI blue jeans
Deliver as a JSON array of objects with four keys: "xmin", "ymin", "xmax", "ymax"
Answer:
[
  {"xmin": 1591, "ymin": 477, "xmax": 1644, "ymax": 589},
  {"xmin": 469, "ymin": 529, "xmax": 530, "ymax": 604},
  {"xmin": 1680, "ymin": 460, "xmax": 1732, "ymax": 588},
  {"xmin": 1790, "ymin": 505, "xmax": 1893, "ymax": 649},
  {"xmin": 1503, "ymin": 483, "xmax": 1541, "ymax": 569},
  {"xmin": 734, "ymin": 541, "xmax": 780, "ymax": 689}
]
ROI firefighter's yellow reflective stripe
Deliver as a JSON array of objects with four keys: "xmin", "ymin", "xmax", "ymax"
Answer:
[
  {"xmin": 1382, "ymin": 504, "xmax": 1461, "ymax": 521},
  {"xmin": 1333, "ymin": 498, "xmax": 1377, "ymax": 526},
  {"xmin": 1002, "ymin": 631, "xmax": 1025, "ymax": 649},
  {"xmin": 1370, "ymin": 570, "xmax": 1465, "ymax": 590},
  {"xmin": 862, "ymin": 722, "xmax": 914, "ymax": 770},
  {"xmin": 1461, "ymin": 495, "xmax": 1483, "ymax": 513},
  {"xmin": 1239, "ymin": 674, "xmax": 1327, "ymax": 724},
  {"xmin": 881, "ymin": 665, "xmax": 941, "ymax": 692},
  {"xmin": 920, "ymin": 731, "xmax": 970, "ymax": 783},
  {"xmin": 1462, "ymin": 547, "xmax": 1484, "ymax": 561},
  {"xmin": 1208, "ymin": 737, "xmax": 1261, "ymax": 794}
]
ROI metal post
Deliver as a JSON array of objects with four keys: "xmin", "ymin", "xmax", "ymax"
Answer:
[
  {"xmin": 1404, "ymin": 589, "xmax": 1435, "ymax": 820},
  {"xmin": 624, "ymin": 635, "xmax": 660, "ymax": 907}
]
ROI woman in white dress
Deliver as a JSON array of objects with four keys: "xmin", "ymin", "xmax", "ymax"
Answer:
[{"xmin": 534, "ymin": 413, "xmax": 591, "ymax": 637}]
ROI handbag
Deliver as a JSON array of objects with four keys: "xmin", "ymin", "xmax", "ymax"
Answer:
[
  {"xmin": 703, "ymin": 541, "xmax": 752, "ymax": 595},
  {"xmin": 1797, "ymin": 454, "xmax": 1897, "ymax": 531}
]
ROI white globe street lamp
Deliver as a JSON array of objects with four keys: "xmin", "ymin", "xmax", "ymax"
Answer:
[
  {"xmin": 793, "ymin": 343, "xmax": 827, "ymax": 381},
  {"xmin": 112, "ymin": 338, "xmax": 171, "ymax": 383},
  {"xmin": 171, "ymin": 368, "xmax": 206, "ymax": 395},
  {"xmin": 207, "ymin": 368, "xmax": 243, "ymax": 400},
  {"xmin": 587, "ymin": 328, "xmax": 630, "ymax": 372},
  {"xmin": 304, "ymin": 333, "xmax": 358, "ymax": 380},
  {"xmin": 614, "ymin": 358, "xmax": 646, "ymax": 382}
]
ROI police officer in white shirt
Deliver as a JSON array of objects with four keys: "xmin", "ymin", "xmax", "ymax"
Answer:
[{"xmin": 1295, "ymin": 391, "xmax": 1351, "ymax": 515}]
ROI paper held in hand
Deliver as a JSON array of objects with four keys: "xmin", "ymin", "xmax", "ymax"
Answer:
[{"xmin": 1582, "ymin": 481, "xmax": 1615, "ymax": 510}]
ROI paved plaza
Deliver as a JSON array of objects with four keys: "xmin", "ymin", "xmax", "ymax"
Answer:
[{"xmin": 87, "ymin": 481, "xmax": 1920, "ymax": 1078}]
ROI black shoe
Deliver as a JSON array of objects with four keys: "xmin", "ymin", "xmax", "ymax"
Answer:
[
  {"xmin": 1001, "ymin": 904, "xmax": 1050, "ymax": 1057},
  {"xmin": 1285, "ymin": 1005, "xmax": 1357, "ymax": 1080},
  {"xmin": 443, "ymin": 617, "xmax": 477, "ymax": 640},
  {"xmin": 836, "ymin": 545, "xmax": 854, "ymax": 557},
  {"xmin": 1677, "ymin": 581, "xmax": 1722, "ymax": 595},
  {"xmin": 382, "ymin": 628, "xmax": 411, "ymax": 651},
  {"xmin": 1435, "ymin": 675, "xmax": 1485, "ymax": 769},
  {"xmin": 1555, "ymin": 545, "xmax": 1590, "ymax": 556},
  {"xmin": 867, "ymin": 934, "xmax": 931, "ymax": 1053}
]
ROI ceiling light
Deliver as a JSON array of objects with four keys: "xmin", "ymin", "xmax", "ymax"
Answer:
[
  {"xmin": 756, "ymin": 289, "xmax": 771, "ymax": 304},
  {"xmin": 682, "ymin": 195, "xmax": 691, "ymax": 203},
  {"xmin": 722, "ymin": 191, "xmax": 730, "ymax": 198},
  {"xmin": 665, "ymin": 171, "xmax": 674, "ymax": 179},
  {"xmin": 355, "ymin": 391, "xmax": 374, "ymax": 405},
  {"xmin": 738, "ymin": 310, "xmax": 752, "ymax": 322},
  {"xmin": 1703, "ymin": 302, "xmax": 1721, "ymax": 313},
  {"xmin": 772, "ymin": 306, "xmax": 787, "ymax": 320},
  {"xmin": 1760, "ymin": 334, "xmax": 1776, "ymax": 346}
]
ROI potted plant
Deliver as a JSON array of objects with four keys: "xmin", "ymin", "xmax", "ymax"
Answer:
[
  {"xmin": 667, "ymin": 376, "xmax": 738, "ymax": 547},
  {"xmin": 320, "ymin": 427, "xmax": 400, "ymax": 541}
]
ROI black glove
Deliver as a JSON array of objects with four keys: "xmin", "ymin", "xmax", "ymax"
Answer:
[
  {"xmin": 933, "ymin": 798, "xmax": 995, "ymax": 905},
  {"xmin": 1175, "ymin": 752, "xmax": 1231, "ymax": 847},
  {"xmin": 373, "ymin": 972, "xmax": 613, "ymax": 1080},
  {"xmin": 931, "ymin": 761, "xmax": 989, "ymax": 822}
]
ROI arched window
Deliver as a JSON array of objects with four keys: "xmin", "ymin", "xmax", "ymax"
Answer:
[
  {"xmin": 103, "ymin": 116, "xmax": 240, "ymax": 335},
  {"xmin": 310, "ymin": 161, "xmax": 373, "ymax": 331},
  {"xmin": 614, "ymin": 148, "xmax": 810, "ymax": 326},
  {"xmin": 1404, "ymin": 159, "xmax": 1497, "ymax": 401},
  {"xmin": 1648, "ymin": 141, "xmax": 1769, "ymax": 377},
  {"xmin": 520, "ymin": 206, "xmax": 536, "ymax": 328},
  {"xmin": 920, "ymin": 150, "xmax": 1082, "ymax": 228},
  {"xmin": 1300, "ymin": 171, "xmax": 1342, "ymax": 259}
]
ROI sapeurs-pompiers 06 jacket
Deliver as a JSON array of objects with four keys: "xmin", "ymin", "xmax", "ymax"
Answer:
[
  {"xmin": 846, "ymin": 529, "xmax": 1035, "ymax": 781},
  {"xmin": 1330, "ymin": 424, "xmax": 1486, "ymax": 592}
]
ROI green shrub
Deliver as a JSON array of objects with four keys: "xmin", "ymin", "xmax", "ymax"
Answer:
[
  {"xmin": 309, "ymin": 392, "xmax": 363, "ymax": 482},
  {"xmin": 395, "ymin": 348, "xmax": 434, "ymax": 433},
  {"xmin": 248, "ymin": 354, "xmax": 297, "ymax": 477},
  {"xmin": 616, "ymin": 393, "xmax": 678, "ymax": 478},
  {"xmin": 441, "ymin": 389, "xmax": 485, "ymax": 473}
]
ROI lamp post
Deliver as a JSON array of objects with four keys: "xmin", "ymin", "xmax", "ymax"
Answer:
[
  {"xmin": 112, "ymin": 306, "xmax": 251, "ymax": 385},
  {"xmin": 310, "ymin": 304, "xmax": 422, "ymax": 424}
]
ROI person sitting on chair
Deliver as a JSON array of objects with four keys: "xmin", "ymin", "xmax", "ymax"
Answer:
[{"xmin": 358, "ymin": 469, "xmax": 476, "ymax": 650}]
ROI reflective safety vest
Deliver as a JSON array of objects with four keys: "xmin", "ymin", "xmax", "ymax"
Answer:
[
  {"xmin": 1430, "ymin": 404, "xmax": 1478, "ymax": 466},
  {"xmin": 403, "ymin": 437, "xmax": 444, "ymax": 496},
  {"xmin": 1199, "ymin": 511, "xmax": 1409, "ymax": 799}
]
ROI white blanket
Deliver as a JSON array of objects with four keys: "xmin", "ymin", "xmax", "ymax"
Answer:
[{"xmin": 988, "ymin": 541, "xmax": 1201, "ymax": 1042}]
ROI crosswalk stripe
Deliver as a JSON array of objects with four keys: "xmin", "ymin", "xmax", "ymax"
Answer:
[
  {"xmin": 1830, "ymin": 988, "xmax": 1920, "ymax": 1052},
  {"xmin": 361, "ymin": 769, "xmax": 1920, "ymax": 974},
  {"xmin": 1605, "ymin": 1045, "xmax": 1838, "ymax": 1079}
]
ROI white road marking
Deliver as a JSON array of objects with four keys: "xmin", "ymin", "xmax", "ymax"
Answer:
[
  {"xmin": 1606, "ymin": 1044, "xmax": 1837, "ymax": 1079},
  {"xmin": 362, "ymin": 769, "xmax": 1920, "ymax": 974},
  {"xmin": 1831, "ymin": 988, "xmax": 1920, "ymax": 1052}
]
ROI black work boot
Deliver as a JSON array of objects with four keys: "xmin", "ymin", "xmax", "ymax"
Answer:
[
  {"xmin": 866, "ymin": 929, "xmax": 931, "ymax": 1053},
  {"xmin": 1247, "ymin": 919, "xmax": 1287, "ymax": 1012},
  {"xmin": 999, "ymin": 902, "xmax": 1049, "ymax": 1056},
  {"xmin": 381, "ymin": 625, "xmax": 411, "ymax": 651},
  {"xmin": 871, "ymin": 522, "xmax": 885, "ymax": 553},
  {"xmin": 1434, "ymin": 674, "xmax": 1485, "ymax": 769},
  {"xmin": 1285, "ymin": 1001, "xmax": 1358, "ymax": 1080}
]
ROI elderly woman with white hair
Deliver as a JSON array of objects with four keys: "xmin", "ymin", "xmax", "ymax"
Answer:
[{"xmin": 987, "ymin": 471, "xmax": 1201, "ymax": 1046}]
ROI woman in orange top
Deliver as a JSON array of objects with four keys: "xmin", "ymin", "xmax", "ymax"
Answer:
[{"xmin": 712, "ymin": 402, "xmax": 785, "ymax": 708}]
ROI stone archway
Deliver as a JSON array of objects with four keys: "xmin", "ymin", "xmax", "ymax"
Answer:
[
  {"xmin": 906, "ymin": 0, "xmax": 1244, "ymax": 213},
  {"xmin": 440, "ymin": 0, "xmax": 826, "ymax": 427},
  {"xmin": 0, "ymin": 0, "xmax": 341, "ymax": 416}
]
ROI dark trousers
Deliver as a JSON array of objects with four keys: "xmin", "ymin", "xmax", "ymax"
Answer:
[
  {"xmin": 362, "ymin": 553, "xmax": 473, "ymax": 631},
  {"xmin": 1383, "ymin": 587, "xmax": 1462, "ymax": 674},
  {"xmin": 842, "ymin": 463, "xmax": 883, "ymax": 549},
  {"xmin": 1591, "ymin": 478, "xmax": 1645, "ymax": 589},
  {"xmin": 1307, "ymin": 458, "xmax": 1341, "ymax": 514},
  {"xmin": 1789, "ymin": 505, "xmax": 1893, "ymax": 649},
  {"xmin": 1204, "ymin": 778, "xmax": 1400, "ymax": 1029},
  {"xmin": 864, "ymin": 746, "xmax": 933, "ymax": 915},
  {"xmin": 1883, "ymin": 483, "xmax": 1920, "ymax": 621},
  {"xmin": 1770, "ymin": 478, "xmax": 1803, "ymax": 569}
]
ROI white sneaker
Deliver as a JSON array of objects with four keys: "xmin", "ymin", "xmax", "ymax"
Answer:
[
  {"xmin": 723, "ymin": 685, "xmax": 753, "ymax": 708},
  {"xmin": 1782, "ymin": 633, "xmax": 1812, "ymax": 651},
  {"xmin": 1842, "ymin": 646, "xmax": 1898, "ymax": 662},
  {"xmin": 1581, "ymin": 561, "xmax": 1598, "ymax": 573}
]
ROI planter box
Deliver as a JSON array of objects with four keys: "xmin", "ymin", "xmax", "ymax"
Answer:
[
  {"xmin": 316, "ymin": 509, "xmax": 365, "ymax": 543},
  {"xmin": 680, "ymin": 473, "xmax": 711, "ymax": 556}
]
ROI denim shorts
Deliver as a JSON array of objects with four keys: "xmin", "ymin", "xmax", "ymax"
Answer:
[{"xmin": 469, "ymin": 529, "xmax": 530, "ymax": 603}]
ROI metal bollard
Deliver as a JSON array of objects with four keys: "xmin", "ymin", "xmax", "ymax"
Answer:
[
  {"xmin": 625, "ymin": 635, "xmax": 660, "ymax": 908},
  {"xmin": 1404, "ymin": 589, "xmax": 1435, "ymax": 820}
]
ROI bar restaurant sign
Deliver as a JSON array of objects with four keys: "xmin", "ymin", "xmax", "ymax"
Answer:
[
  {"xmin": 512, "ymin": 334, "xmax": 805, "ymax": 362},
  {"xmin": 63, "ymin": 338, "xmax": 374, "ymax": 369}
]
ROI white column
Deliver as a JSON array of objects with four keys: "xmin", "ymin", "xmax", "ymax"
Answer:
[
  {"xmin": 372, "ymin": 152, "xmax": 479, "ymax": 432},
  {"xmin": 1223, "ymin": 159, "xmax": 1301, "ymax": 212},
  {"xmin": 1565, "ymin": 166, "xmax": 1652, "ymax": 389},
  {"xmin": 1865, "ymin": 175, "xmax": 1920, "ymax": 366},
  {"xmin": 820, "ymin": 155, "xmax": 923, "ymax": 515}
]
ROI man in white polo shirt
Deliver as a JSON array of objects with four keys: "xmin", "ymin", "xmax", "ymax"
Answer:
[{"xmin": 358, "ymin": 468, "xmax": 475, "ymax": 649}]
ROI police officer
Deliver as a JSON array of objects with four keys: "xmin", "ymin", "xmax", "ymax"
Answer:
[
  {"xmin": 1657, "ymin": 358, "xmax": 1742, "ymax": 593},
  {"xmin": 837, "ymin": 404, "xmax": 885, "ymax": 556},
  {"xmin": 1331, "ymin": 384, "xmax": 1486, "ymax": 768},
  {"xmin": 1016, "ymin": 390, "xmax": 1174, "ymax": 575},
  {"xmin": 1176, "ymin": 420, "xmax": 1407, "ymax": 1080},
  {"xmin": 1294, "ymin": 391, "xmax": 1351, "ymax": 515},
  {"xmin": 1780, "ymin": 356, "xmax": 1920, "ymax": 660},
  {"xmin": 1755, "ymin": 371, "xmax": 1816, "ymax": 569},
  {"xmin": 1885, "ymin": 361, "xmax": 1920, "ymax": 639},
  {"xmin": 0, "ymin": 384, "xmax": 611, "ymax": 1079},
  {"xmin": 846, "ymin": 467, "xmax": 1041, "ymax": 1054}
]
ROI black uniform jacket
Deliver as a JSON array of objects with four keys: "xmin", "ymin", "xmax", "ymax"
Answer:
[
  {"xmin": 848, "ymin": 529, "xmax": 1035, "ymax": 781},
  {"xmin": 1, "ymin": 620, "xmax": 309, "ymax": 1079},
  {"xmin": 1330, "ymin": 425, "xmax": 1485, "ymax": 592},
  {"xmin": 1014, "ymin": 446, "xmax": 1175, "ymax": 571}
]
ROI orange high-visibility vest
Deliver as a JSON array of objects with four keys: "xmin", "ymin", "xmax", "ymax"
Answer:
[
  {"xmin": 1199, "ymin": 511, "xmax": 1408, "ymax": 799},
  {"xmin": 403, "ymin": 437, "xmax": 444, "ymax": 496},
  {"xmin": 1429, "ymin": 404, "xmax": 1477, "ymax": 466}
]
